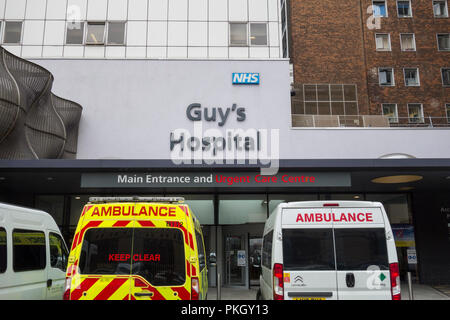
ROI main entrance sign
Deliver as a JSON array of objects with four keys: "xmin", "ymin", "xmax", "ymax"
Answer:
[{"xmin": 81, "ymin": 172, "xmax": 351, "ymax": 188}]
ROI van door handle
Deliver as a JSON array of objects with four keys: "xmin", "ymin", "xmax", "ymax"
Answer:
[
  {"xmin": 134, "ymin": 292, "xmax": 154, "ymax": 297},
  {"xmin": 47, "ymin": 279, "xmax": 53, "ymax": 288},
  {"xmin": 346, "ymin": 273, "xmax": 355, "ymax": 288}
]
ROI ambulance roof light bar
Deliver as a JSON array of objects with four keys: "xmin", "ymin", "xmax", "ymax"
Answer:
[{"xmin": 88, "ymin": 196, "xmax": 185, "ymax": 204}]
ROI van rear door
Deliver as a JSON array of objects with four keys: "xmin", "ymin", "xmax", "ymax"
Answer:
[
  {"xmin": 333, "ymin": 207, "xmax": 391, "ymax": 300},
  {"xmin": 281, "ymin": 208, "xmax": 337, "ymax": 300}
]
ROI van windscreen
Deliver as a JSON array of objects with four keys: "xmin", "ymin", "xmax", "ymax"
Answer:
[
  {"xmin": 282, "ymin": 229, "xmax": 335, "ymax": 271},
  {"xmin": 334, "ymin": 228, "xmax": 389, "ymax": 270},
  {"xmin": 79, "ymin": 228, "xmax": 186, "ymax": 286}
]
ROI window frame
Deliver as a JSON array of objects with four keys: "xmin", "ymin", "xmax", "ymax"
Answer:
[
  {"xmin": 442, "ymin": 67, "xmax": 450, "ymax": 86},
  {"xmin": 372, "ymin": 0, "xmax": 389, "ymax": 17},
  {"xmin": 446, "ymin": 103, "xmax": 450, "ymax": 123},
  {"xmin": 437, "ymin": 33, "xmax": 450, "ymax": 51},
  {"xmin": 12, "ymin": 229, "xmax": 46, "ymax": 272},
  {"xmin": 378, "ymin": 67, "xmax": 395, "ymax": 86},
  {"xmin": 0, "ymin": 227, "xmax": 6, "ymax": 274},
  {"xmin": 65, "ymin": 20, "xmax": 85, "ymax": 45},
  {"xmin": 397, "ymin": 0, "xmax": 413, "ymax": 18},
  {"xmin": 249, "ymin": 22, "xmax": 268, "ymax": 46},
  {"xmin": 229, "ymin": 22, "xmax": 248, "ymax": 47},
  {"xmin": 403, "ymin": 67, "xmax": 420, "ymax": 87},
  {"xmin": 375, "ymin": 33, "xmax": 391, "ymax": 51},
  {"xmin": 85, "ymin": 21, "xmax": 106, "ymax": 46},
  {"xmin": 400, "ymin": 33, "xmax": 416, "ymax": 51},
  {"xmin": 407, "ymin": 103, "xmax": 425, "ymax": 123},
  {"xmin": 49, "ymin": 232, "xmax": 69, "ymax": 272},
  {"xmin": 3, "ymin": 20, "xmax": 23, "ymax": 45},
  {"xmin": 382, "ymin": 103, "xmax": 399, "ymax": 123},
  {"xmin": 433, "ymin": 0, "xmax": 449, "ymax": 18},
  {"xmin": 106, "ymin": 21, "xmax": 127, "ymax": 46}
]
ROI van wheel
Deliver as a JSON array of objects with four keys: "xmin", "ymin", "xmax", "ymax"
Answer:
[{"xmin": 256, "ymin": 289, "xmax": 262, "ymax": 300}]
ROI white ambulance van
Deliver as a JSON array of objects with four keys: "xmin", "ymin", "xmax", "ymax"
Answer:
[
  {"xmin": 0, "ymin": 202, "xmax": 68, "ymax": 300},
  {"xmin": 258, "ymin": 201, "xmax": 400, "ymax": 300}
]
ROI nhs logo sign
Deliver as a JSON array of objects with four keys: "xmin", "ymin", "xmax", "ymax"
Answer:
[{"xmin": 232, "ymin": 73, "xmax": 260, "ymax": 85}]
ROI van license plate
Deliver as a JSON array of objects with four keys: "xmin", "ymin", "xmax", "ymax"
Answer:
[{"xmin": 293, "ymin": 297, "xmax": 326, "ymax": 301}]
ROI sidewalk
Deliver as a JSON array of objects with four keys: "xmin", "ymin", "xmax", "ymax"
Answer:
[{"xmin": 206, "ymin": 284, "xmax": 450, "ymax": 300}]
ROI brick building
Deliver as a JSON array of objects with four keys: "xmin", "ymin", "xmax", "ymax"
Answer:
[{"xmin": 289, "ymin": 0, "xmax": 450, "ymax": 127}]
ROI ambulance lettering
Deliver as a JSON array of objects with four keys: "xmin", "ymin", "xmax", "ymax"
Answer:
[
  {"xmin": 296, "ymin": 212, "xmax": 374, "ymax": 223},
  {"xmin": 91, "ymin": 206, "xmax": 176, "ymax": 217}
]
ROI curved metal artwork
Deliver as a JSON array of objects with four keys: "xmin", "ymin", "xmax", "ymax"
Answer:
[{"xmin": 0, "ymin": 46, "xmax": 82, "ymax": 159}]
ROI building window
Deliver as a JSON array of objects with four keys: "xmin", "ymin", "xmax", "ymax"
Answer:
[
  {"xmin": 382, "ymin": 104, "xmax": 399, "ymax": 123},
  {"xmin": 397, "ymin": 0, "xmax": 412, "ymax": 17},
  {"xmin": 375, "ymin": 34, "xmax": 391, "ymax": 51},
  {"xmin": 442, "ymin": 68, "xmax": 450, "ymax": 86},
  {"xmin": 433, "ymin": 0, "xmax": 449, "ymax": 17},
  {"xmin": 86, "ymin": 22, "xmax": 106, "ymax": 45},
  {"xmin": 230, "ymin": 23, "xmax": 248, "ymax": 46},
  {"xmin": 66, "ymin": 21, "xmax": 85, "ymax": 45},
  {"xmin": 3, "ymin": 21, "xmax": 23, "ymax": 44},
  {"xmin": 404, "ymin": 68, "xmax": 420, "ymax": 86},
  {"xmin": 250, "ymin": 23, "xmax": 267, "ymax": 46},
  {"xmin": 437, "ymin": 34, "xmax": 450, "ymax": 51},
  {"xmin": 400, "ymin": 33, "xmax": 416, "ymax": 51},
  {"xmin": 373, "ymin": 1, "xmax": 388, "ymax": 17},
  {"xmin": 379, "ymin": 68, "xmax": 395, "ymax": 86},
  {"xmin": 107, "ymin": 22, "xmax": 126, "ymax": 45},
  {"xmin": 408, "ymin": 103, "xmax": 424, "ymax": 123},
  {"xmin": 446, "ymin": 104, "xmax": 450, "ymax": 122}
]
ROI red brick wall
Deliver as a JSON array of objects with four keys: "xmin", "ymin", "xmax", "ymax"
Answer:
[{"xmin": 290, "ymin": 0, "xmax": 450, "ymax": 119}]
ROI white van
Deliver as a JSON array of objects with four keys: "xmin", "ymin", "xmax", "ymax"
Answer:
[
  {"xmin": 0, "ymin": 202, "xmax": 69, "ymax": 300},
  {"xmin": 258, "ymin": 201, "xmax": 401, "ymax": 300}
]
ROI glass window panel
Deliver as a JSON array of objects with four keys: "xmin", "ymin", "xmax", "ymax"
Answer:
[
  {"xmin": 4, "ymin": 21, "xmax": 23, "ymax": 44},
  {"xmin": 317, "ymin": 85, "xmax": 330, "ymax": 101},
  {"xmin": 401, "ymin": 34, "xmax": 415, "ymax": 51},
  {"xmin": 443, "ymin": 68, "xmax": 450, "ymax": 85},
  {"xmin": 177, "ymin": 194, "xmax": 214, "ymax": 225},
  {"xmin": 382, "ymin": 104, "xmax": 398, "ymax": 123},
  {"xmin": 404, "ymin": 68, "xmax": 419, "ymax": 86},
  {"xmin": 0, "ymin": 228, "xmax": 6, "ymax": 273},
  {"xmin": 86, "ymin": 22, "xmax": 105, "ymax": 45},
  {"xmin": 335, "ymin": 229, "xmax": 389, "ymax": 270},
  {"xmin": 330, "ymin": 85, "xmax": 344, "ymax": 101},
  {"xmin": 433, "ymin": 0, "xmax": 448, "ymax": 17},
  {"xmin": 446, "ymin": 104, "xmax": 450, "ymax": 122},
  {"xmin": 344, "ymin": 85, "xmax": 357, "ymax": 101},
  {"xmin": 13, "ymin": 230, "xmax": 46, "ymax": 272},
  {"xmin": 230, "ymin": 23, "xmax": 247, "ymax": 46},
  {"xmin": 331, "ymin": 102, "xmax": 345, "ymax": 115},
  {"xmin": 305, "ymin": 102, "xmax": 318, "ymax": 114},
  {"xmin": 304, "ymin": 85, "xmax": 316, "ymax": 101},
  {"xmin": 107, "ymin": 22, "xmax": 126, "ymax": 45},
  {"xmin": 365, "ymin": 194, "xmax": 411, "ymax": 224},
  {"xmin": 375, "ymin": 34, "xmax": 390, "ymax": 50},
  {"xmin": 66, "ymin": 21, "xmax": 84, "ymax": 44},
  {"xmin": 132, "ymin": 228, "xmax": 186, "ymax": 286},
  {"xmin": 49, "ymin": 233, "xmax": 68, "ymax": 272},
  {"xmin": 373, "ymin": 1, "xmax": 387, "ymax": 16},
  {"xmin": 408, "ymin": 103, "xmax": 424, "ymax": 123},
  {"xmin": 318, "ymin": 102, "xmax": 331, "ymax": 115},
  {"xmin": 250, "ymin": 23, "xmax": 267, "ymax": 46},
  {"xmin": 282, "ymin": 229, "xmax": 335, "ymax": 271},
  {"xmin": 219, "ymin": 195, "xmax": 267, "ymax": 224},
  {"xmin": 379, "ymin": 68, "xmax": 394, "ymax": 85},
  {"xmin": 345, "ymin": 102, "xmax": 358, "ymax": 115},
  {"xmin": 397, "ymin": 1, "xmax": 411, "ymax": 17},
  {"xmin": 438, "ymin": 34, "xmax": 450, "ymax": 51}
]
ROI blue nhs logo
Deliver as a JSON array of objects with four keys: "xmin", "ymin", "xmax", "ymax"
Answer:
[{"xmin": 232, "ymin": 73, "xmax": 260, "ymax": 85}]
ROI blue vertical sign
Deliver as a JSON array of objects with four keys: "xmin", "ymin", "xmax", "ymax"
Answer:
[{"xmin": 232, "ymin": 73, "xmax": 260, "ymax": 85}]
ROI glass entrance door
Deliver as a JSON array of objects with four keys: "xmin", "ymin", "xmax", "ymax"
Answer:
[
  {"xmin": 225, "ymin": 235, "xmax": 246, "ymax": 286},
  {"xmin": 249, "ymin": 237, "xmax": 262, "ymax": 286}
]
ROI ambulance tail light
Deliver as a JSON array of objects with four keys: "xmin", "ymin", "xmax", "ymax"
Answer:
[
  {"xmin": 63, "ymin": 277, "xmax": 72, "ymax": 300},
  {"xmin": 389, "ymin": 263, "xmax": 401, "ymax": 300},
  {"xmin": 273, "ymin": 263, "xmax": 284, "ymax": 300},
  {"xmin": 191, "ymin": 277, "xmax": 200, "ymax": 300}
]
